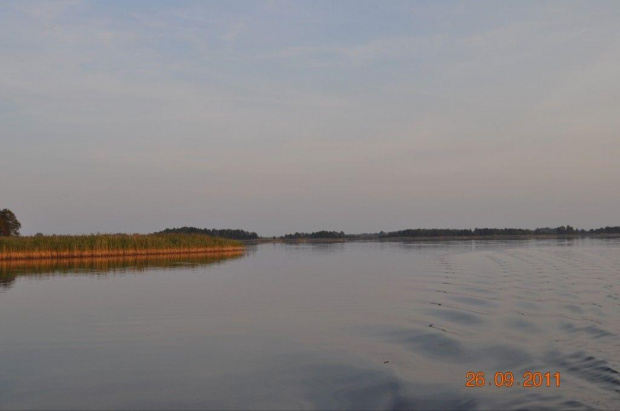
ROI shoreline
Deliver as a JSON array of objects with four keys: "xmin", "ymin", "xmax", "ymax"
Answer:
[
  {"xmin": 0, "ymin": 246, "xmax": 246, "ymax": 261},
  {"xmin": 244, "ymin": 233, "xmax": 620, "ymax": 244}
]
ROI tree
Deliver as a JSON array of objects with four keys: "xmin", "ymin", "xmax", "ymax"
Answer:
[{"xmin": 0, "ymin": 209, "xmax": 21, "ymax": 236}]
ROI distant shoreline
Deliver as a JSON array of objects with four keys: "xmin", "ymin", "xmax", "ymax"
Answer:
[{"xmin": 244, "ymin": 233, "xmax": 620, "ymax": 244}]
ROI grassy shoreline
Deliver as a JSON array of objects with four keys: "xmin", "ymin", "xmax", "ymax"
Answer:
[{"xmin": 0, "ymin": 234, "xmax": 244, "ymax": 261}]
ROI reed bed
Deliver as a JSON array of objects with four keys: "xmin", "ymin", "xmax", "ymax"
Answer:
[{"xmin": 0, "ymin": 234, "xmax": 244, "ymax": 261}]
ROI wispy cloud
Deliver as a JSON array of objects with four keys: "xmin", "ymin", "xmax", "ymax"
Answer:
[{"xmin": 220, "ymin": 20, "xmax": 247, "ymax": 42}]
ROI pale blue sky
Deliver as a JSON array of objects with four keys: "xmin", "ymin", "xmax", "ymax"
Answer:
[{"xmin": 2, "ymin": 1, "xmax": 619, "ymax": 236}]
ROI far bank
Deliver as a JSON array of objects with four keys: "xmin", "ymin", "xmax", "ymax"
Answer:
[{"xmin": 243, "ymin": 233, "xmax": 620, "ymax": 244}]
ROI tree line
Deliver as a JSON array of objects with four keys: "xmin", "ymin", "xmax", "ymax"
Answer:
[
  {"xmin": 589, "ymin": 226, "xmax": 620, "ymax": 234},
  {"xmin": 281, "ymin": 225, "xmax": 620, "ymax": 239},
  {"xmin": 283, "ymin": 231, "xmax": 346, "ymax": 239},
  {"xmin": 380, "ymin": 226, "xmax": 579, "ymax": 238},
  {"xmin": 2, "ymin": 208, "xmax": 620, "ymax": 239},
  {"xmin": 156, "ymin": 226, "xmax": 259, "ymax": 240}
]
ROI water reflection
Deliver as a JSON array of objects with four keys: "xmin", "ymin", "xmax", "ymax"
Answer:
[
  {"xmin": 0, "ymin": 252, "xmax": 245, "ymax": 291},
  {"xmin": 0, "ymin": 240, "xmax": 618, "ymax": 410}
]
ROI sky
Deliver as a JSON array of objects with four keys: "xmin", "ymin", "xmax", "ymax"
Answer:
[{"xmin": 1, "ymin": 1, "xmax": 619, "ymax": 236}]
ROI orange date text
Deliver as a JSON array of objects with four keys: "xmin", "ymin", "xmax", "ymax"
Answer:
[{"xmin": 465, "ymin": 371, "xmax": 560, "ymax": 387}]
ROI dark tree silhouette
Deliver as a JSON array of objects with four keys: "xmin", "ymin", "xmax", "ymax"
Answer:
[
  {"xmin": 283, "ymin": 231, "xmax": 346, "ymax": 239},
  {"xmin": 589, "ymin": 226, "xmax": 620, "ymax": 234},
  {"xmin": 157, "ymin": 227, "xmax": 259, "ymax": 240},
  {"xmin": 0, "ymin": 209, "xmax": 21, "ymax": 236}
]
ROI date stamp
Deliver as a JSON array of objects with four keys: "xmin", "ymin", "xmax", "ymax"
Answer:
[{"xmin": 466, "ymin": 371, "xmax": 560, "ymax": 387}]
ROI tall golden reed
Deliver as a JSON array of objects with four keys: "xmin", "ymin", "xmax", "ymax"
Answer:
[{"xmin": 0, "ymin": 234, "xmax": 244, "ymax": 260}]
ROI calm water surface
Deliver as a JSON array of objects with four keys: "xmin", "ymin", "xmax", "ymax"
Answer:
[{"xmin": 1, "ymin": 239, "xmax": 619, "ymax": 410}]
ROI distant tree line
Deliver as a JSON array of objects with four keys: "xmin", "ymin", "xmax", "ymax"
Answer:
[
  {"xmin": 284, "ymin": 231, "xmax": 346, "ymax": 239},
  {"xmin": 589, "ymin": 226, "xmax": 620, "ymax": 234},
  {"xmin": 157, "ymin": 227, "xmax": 259, "ymax": 240},
  {"xmin": 281, "ymin": 225, "xmax": 620, "ymax": 239},
  {"xmin": 3, "ymin": 205, "xmax": 620, "ymax": 240},
  {"xmin": 381, "ymin": 226, "xmax": 579, "ymax": 237}
]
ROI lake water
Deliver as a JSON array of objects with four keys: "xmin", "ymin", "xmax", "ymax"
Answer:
[{"xmin": 1, "ymin": 239, "xmax": 619, "ymax": 410}]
